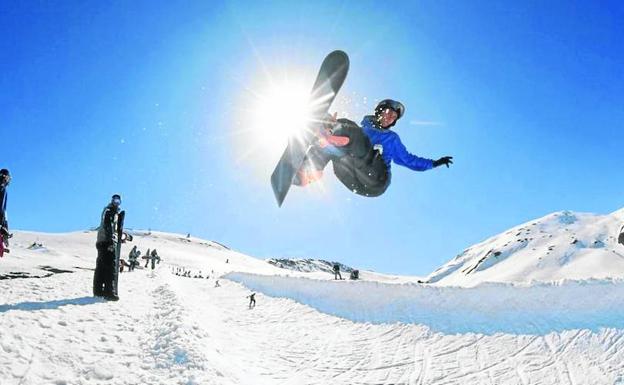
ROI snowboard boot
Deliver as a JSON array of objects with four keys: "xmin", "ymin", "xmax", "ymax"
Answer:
[
  {"xmin": 318, "ymin": 134, "xmax": 350, "ymax": 149},
  {"xmin": 104, "ymin": 293, "xmax": 119, "ymax": 301},
  {"xmin": 312, "ymin": 113, "xmax": 350, "ymax": 149}
]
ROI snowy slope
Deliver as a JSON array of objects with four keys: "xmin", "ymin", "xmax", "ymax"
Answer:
[
  {"xmin": 425, "ymin": 208, "xmax": 624, "ymax": 286},
  {"xmin": 1, "ymin": 223, "xmax": 624, "ymax": 384}
]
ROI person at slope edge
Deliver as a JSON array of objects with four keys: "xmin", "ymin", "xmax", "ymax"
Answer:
[
  {"xmin": 0, "ymin": 169, "xmax": 11, "ymax": 257},
  {"xmin": 93, "ymin": 194, "xmax": 125, "ymax": 301},
  {"xmin": 294, "ymin": 99, "xmax": 453, "ymax": 197}
]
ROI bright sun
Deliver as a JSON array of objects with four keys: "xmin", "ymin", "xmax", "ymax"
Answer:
[{"xmin": 251, "ymin": 82, "xmax": 312, "ymax": 153}]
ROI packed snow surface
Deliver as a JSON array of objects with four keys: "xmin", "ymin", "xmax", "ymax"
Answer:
[{"xmin": 1, "ymin": 208, "xmax": 624, "ymax": 384}]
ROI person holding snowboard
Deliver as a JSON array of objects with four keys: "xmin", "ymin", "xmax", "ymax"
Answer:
[
  {"xmin": 143, "ymin": 248, "xmax": 151, "ymax": 268},
  {"xmin": 0, "ymin": 169, "xmax": 11, "ymax": 257},
  {"xmin": 294, "ymin": 100, "xmax": 453, "ymax": 197},
  {"xmin": 93, "ymin": 194, "xmax": 124, "ymax": 301}
]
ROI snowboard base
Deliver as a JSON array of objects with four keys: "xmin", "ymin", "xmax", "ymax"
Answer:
[{"xmin": 271, "ymin": 50, "xmax": 349, "ymax": 207}]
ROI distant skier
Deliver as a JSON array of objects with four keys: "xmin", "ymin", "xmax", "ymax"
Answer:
[
  {"xmin": 0, "ymin": 169, "xmax": 11, "ymax": 257},
  {"xmin": 333, "ymin": 263, "xmax": 342, "ymax": 280},
  {"xmin": 93, "ymin": 194, "xmax": 125, "ymax": 301},
  {"xmin": 294, "ymin": 100, "xmax": 453, "ymax": 197},
  {"xmin": 247, "ymin": 293, "xmax": 256, "ymax": 308},
  {"xmin": 214, "ymin": 280, "xmax": 220, "ymax": 287}
]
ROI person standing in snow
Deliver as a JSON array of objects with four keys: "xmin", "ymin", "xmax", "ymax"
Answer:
[
  {"xmin": 247, "ymin": 293, "xmax": 256, "ymax": 308},
  {"xmin": 128, "ymin": 246, "xmax": 140, "ymax": 271},
  {"xmin": 149, "ymin": 249, "xmax": 160, "ymax": 270},
  {"xmin": 0, "ymin": 169, "xmax": 11, "ymax": 257},
  {"xmin": 143, "ymin": 248, "xmax": 151, "ymax": 268},
  {"xmin": 333, "ymin": 263, "xmax": 342, "ymax": 280},
  {"xmin": 127, "ymin": 245, "xmax": 137, "ymax": 271},
  {"xmin": 93, "ymin": 194, "xmax": 124, "ymax": 301},
  {"xmin": 294, "ymin": 100, "xmax": 453, "ymax": 197}
]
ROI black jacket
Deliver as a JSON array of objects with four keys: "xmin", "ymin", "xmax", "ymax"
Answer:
[{"xmin": 96, "ymin": 204, "xmax": 120, "ymax": 248}]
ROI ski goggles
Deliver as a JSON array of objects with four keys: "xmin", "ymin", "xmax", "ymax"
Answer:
[
  {"xmin": 112, "ymin": 196, "xmax": 122, "ymax": 206},
  {"xmin": 375, "ymin": 99, "xmax": 405, "ymax": 119}
]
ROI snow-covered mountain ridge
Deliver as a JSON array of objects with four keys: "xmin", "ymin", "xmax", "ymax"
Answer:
[
  {"xmin": 266, "ymin": 257, "xmax": 355, "ymax": 274},
  {"xmin": 425, "ymin": 208, "xmax": 624, "ymax": 286}
]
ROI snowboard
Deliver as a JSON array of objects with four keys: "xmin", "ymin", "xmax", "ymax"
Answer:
[
  {"xmin": 270, "ymin": 50, "xmax": 349, "ymax": 207},
  {"xmin": 113, "ymin": 210, "xmax": 125, "ymax": 297}
]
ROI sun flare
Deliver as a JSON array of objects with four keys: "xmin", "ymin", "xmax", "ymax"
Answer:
[{"xmin": 251, "ymin": 82, "xmax": 312, "ymax": 153}]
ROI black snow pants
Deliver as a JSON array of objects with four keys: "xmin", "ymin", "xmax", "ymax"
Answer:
[
  {"xmin": 93, "ymin": 244, "xmax": 118, "ymax": 297},
  {"xmin": 298, "ymin": 118, "xmax": 390, "ymax": 197}
]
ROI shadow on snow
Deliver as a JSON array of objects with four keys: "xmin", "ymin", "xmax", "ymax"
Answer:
[{"xmin": 0, "ymin": 296, "xmax": 103, "ymax": 313}]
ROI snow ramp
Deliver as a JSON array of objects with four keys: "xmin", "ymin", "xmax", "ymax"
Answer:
[{"xmin": 225, "ymin": 273, "xmax": 624, "ymax": 335}]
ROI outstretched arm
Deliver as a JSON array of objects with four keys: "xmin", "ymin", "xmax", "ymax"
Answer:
[{"xmin": 391, "ymin": 136, "xmax": 435, "ymax": 171}]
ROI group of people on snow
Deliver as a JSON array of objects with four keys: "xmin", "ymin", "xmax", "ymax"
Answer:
[
  {"xmin": 172, "ymin": 266, "xmax": 212, "ymax": 279},
  {"xmin": 141, "ymin": 248, "xmax": 161, "ymax": 270},
  {"xmin": 118, "ymin": 246, "xmax": 162, "ymax": 272}
]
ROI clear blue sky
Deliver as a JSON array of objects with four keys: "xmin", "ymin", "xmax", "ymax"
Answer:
[{"xmin": 2, "ymin": 1, "xmax": 623, "ymax": 276}]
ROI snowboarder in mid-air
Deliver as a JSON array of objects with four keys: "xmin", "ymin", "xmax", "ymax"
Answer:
[
  {"xmin": 271, "ymin": 50, "xmax": 452, "ymax": 206},
  {"xmin": 294, "ymin": 99, "xmax": 453, "ymax": 197},
  {"xmin": 0, "ymin": 169, "xmax": 12, "ymax": 258}
]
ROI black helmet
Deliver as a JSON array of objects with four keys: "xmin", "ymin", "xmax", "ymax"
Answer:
[
  {"xmin": 374, "ymin": 99, "xmax": 405, "ymax": 128},
  {"xmin": 111, "ymin": 194, "xmax": 122, "ymax": 206},
  {"xmin": 0, "ymin": 169, "xmax": 10, "ymax": 186},
  {"xmin": 375, "ymin": 99, "xmax": 405, "ymax": 119}
]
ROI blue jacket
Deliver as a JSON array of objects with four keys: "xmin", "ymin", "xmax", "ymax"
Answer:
[{"xmin": 361, "ymin": 116, "xmax": 434, "ymax": 173}]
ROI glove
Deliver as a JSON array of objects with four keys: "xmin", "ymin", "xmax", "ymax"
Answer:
[{"xmin": 433, "ymin": 156, "xmax": 453, "ymax": 168}]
